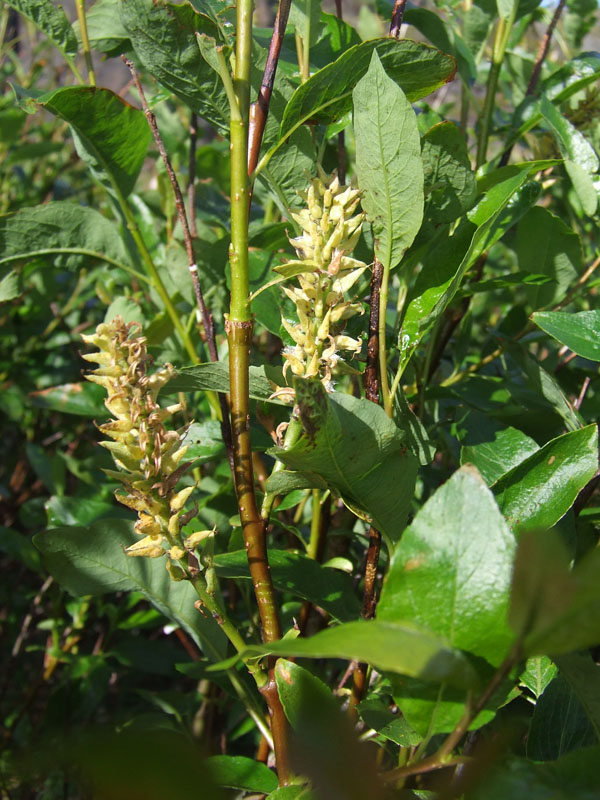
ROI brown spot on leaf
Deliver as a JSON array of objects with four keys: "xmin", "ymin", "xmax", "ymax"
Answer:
[{"xmin": 404, "ymin": 555, "xmax": 425, "ymax": 571}]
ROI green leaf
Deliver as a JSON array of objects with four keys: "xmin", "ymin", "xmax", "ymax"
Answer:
[
  {"xmin": 279, "ymin": 38, "xmax": 456, "ymax": 142},
  {"xmin": 532, "ymin": 310, "xmax": 600, "ymax": 362},
  {"xmin": 421, "ymin": 121, "xmax": 477, "ymax": 223},
  {"xmin": 29, "ymin": 382, "xmax": 107, "ymax": 417},
  {"xmin": 270, "ymin": 380, "xmax": 418, "ymax": 543},
  {"xmin": 509, "ymin": 529, "xmax": 600, "ymax": 656},
  {"xmin": 0, "ymin": 527, "xmax": 42, "ymax": 572},
  {"xmin": 527, "ymin": 672, "xmax": 598, "ymax": 761},
  {"xmin": 357, "ymin": 697, "xmax": 422, "ymax": 746},
  {"xmin": 266, "ymin": 470, "xmax": 328, "ymax": 495},
  {"xmin": 0, "ymin": 202, "xmax": 133, "ymax": 271},
  {"xmin": 468, "ymin": 747, "xmax": 600, "ymax": 800},
  {"xmin": 46, "ymin": 496, "xmax": 130, "ymax": 528},
  {"xmin": 493, "ymin": 425, "xmax": 598, "ymax": 532},
  {"xmin": 246, "ymin": 620, "xmax": 479, "ymax": 688},
  {"xmin": 353, "ymin": 50, "xmax": 424, "ymax": 270},
  {"xmin": 267, "ymin": 788, "xmax": 316, "ymax": 800},
  {"xmin": 458, "ymin": 412, "xmax": 540, "ymax": 486},
  {"xmin": 4, "ymin": 0, "xmax": 78, "ymax": 57},
  {"xmin": 520, "ymin": 655, "xmax": 558, "ymax": 699},
  {"xmin": 274, "ymin": 659, "xmax": 382, "ymax": 800},
  {"xmin": 541, "ymin": 94, "xmax": 599, "ymax": 174},
  {"xmin": 33, "ymin": 520, "xmax": 227, "ymax": 659},
  {"xmin": 399, "ymin": 166, "xmax": 531, "ymax": 373},
  {"xmin": 38, "ymin": 88, "xmax": 151, "ymax": 198},
  {"xmin": 166, "ymin": 362, "xmax": 286, "ymax": 404},
  {"xmin": 555, "ymin": 652, "xmax": 600, "ymax": 741},
  {"xmin": 515, "ymin": 207, "xmax": 582, "ymax": 309},
  {"xmin": 74, "ymin": 0, "xmax": 130, "ymax": 55},
  {"xmin": 288, "ymin": 0, "xmax": 322, "ymax": 50},
  {"xmin": 213, "ymin": 549, "xmax": 359, "ymax": 622},
  {"xmin": 204, "ymin": 756, "xmax": 277, "ymax": 794},
  {"xmin": 121, "ymin": 0, "xmax": 229, "ymax": 133},
  {"xmin": 275, "ymin": 659, "xmax": 339, "ymax": 729},
  {"xmin": 565, "ymin": 159, "xmax": 598, "ymax": 216},
  {"xmin": 0, "ymin": 269, "xmax": 20, "ymax": 301},
  {"xmin": 379, "ymin": 466, "xmax": 516, "ymax": 667},
  {"xmin": 501, "ymin": 338, "xmax": 584, "ymax": 432}
]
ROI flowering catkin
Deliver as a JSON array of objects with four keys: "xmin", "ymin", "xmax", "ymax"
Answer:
[
  {"xmin": 277, "ymin": 169, "xmax": 367, "ymax": 391},
  {"xmin": 81, "ymin": 317, "xmax": 206, "ymax": 564}
]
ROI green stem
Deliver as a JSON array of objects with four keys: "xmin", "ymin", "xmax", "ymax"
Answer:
[
  {"xmin": 227, "ymin": 0, "xmax": 291, "ymax": 783},
  {"xmin": 75, "ymin": 0, "xmax": 95, "ymax": 86},
  {"xmin": 0, "ymin": 249, "xmax": 150, "ymax": 285},
  {"xmin": 261, "ymin": 414, "xmax": 303, "ymax": 521},
  {"xmin": 307, "ymin": 490, "xmax": 322, "ymax": 561},
  {"xmin": 476, "ymin": 10, "xmax": 516, "ymax": 168}
]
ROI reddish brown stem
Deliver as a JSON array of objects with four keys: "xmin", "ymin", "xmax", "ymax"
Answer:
[
  {"xmin": 188, "ymin": 112, "xmax": 198, "ymax": 239},
  {"xmin": 364, "ymin": 260, "xmax": 383, "ymax": 404},
  {"xmin": 350, "ymin": 261, "xmax": 385, "ymax": 713},
  {"xmin": 228, "ymin": 320, "xmax": 282, "ymax": 645},
  {"xmin": 247, "ymin": 0, "xmax": 293, "ymax": 177},
  {"xmin": 123, "ymin": 58, "xmax": 234, "ymax": 470},
  {"xmin": 389, "ymin": 0, "xmax": 407, "ymax": 38}
]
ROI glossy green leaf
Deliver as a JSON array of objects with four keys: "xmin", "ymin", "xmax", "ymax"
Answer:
[
  {"xmin": 5, "ymin": 0, "xmax": 78, "ymax": 57},
  {"xmin": 458, "ymin": 412, "xmax": 540, "ymax": 486},
  {"xmin": 357, "ymin": 697, "xmax": 422, "ymax": 746},
  {"xmin": 379, "ymin": 466, "xmax": 516, "ymax": 667},
  {"xmin": 121, "ymin": 0, "xmax": 229, "ymax": 132},
  {"xmin": 527, "ymin": 673, "xmax": 598, "ymax": 761},
  {"xmin": 33, "ymin": 520, "xmax": 227, "ymax": 659},
  {"xmin": 204, "ymin": 756, "xmax": 277, "ymax": 794},
  {"xmin": 421, "ymin": 121, "xmax": 477, "ymax": 223},
  {"xmin": 502, "ymin": 338, "xmax": 584, "ymax": 432},
  {"xmin": 275, "ymin": 659, "xmax": 339, "ymax": 729},
  {"xmin": 493, "ymin": 425, "xmax": 598, "ymax": 532},
  {"xmin": 399, "ymin": 166, "xmax": 530, "ymax": 373},
  {"xmin": 520, "ymin": 656, "xmax": 558, "ymax": 699},
  {"xmin": 247, "ymin": 620, "xmax": 479, "ymax": 688},
  {"xmin": 532, "ymin": 310, "xmax": 600, "ymax": 362},
  {"xmin": 270, "ymin": 380, "xmax": 418, "ymax": 543},
  {"xmin": 166, "ymin": 362, "xmax": 285, "ymax": 404},
  {"xmin": 516, "ymin": 207, "xmax": 582, "ymax": 309},
  {"xmin": 278, "ymin": 38, "xmax": 456, "ymax": 142},
  {"xmin": 565, "ymin": 159, "xmax": 598, "ymax": 215},
  {"xmin": 391, "ymin": 677, "xmax": 509, "ymax": 738},
  {"xmin": 38, "ymin": 88, "xmax": 151, "ymax": 198},
  {"xmin": 541, "ymin": 94, "xmax": 599, "ymax": 174},
  {"xmin": 212, "ymin": 549, "xmax": 360, "ymax": 622},
  {"xmin": 45, "ymin": 496, "xmax": 130, "ymax": 528},
  {"xmin": 354, "ymin": 50, "xmax": 423, "ymax": 270},
  {"xmin": 266, "ymin": 469, "xmax": 328, "ymax": 495},
  {"xmin": 510, "ymin": 529, "xmax": 600, "ymax": 656},
  {"xmin": 29, "ymin": 382, "xmax": 107, "ymax": 417},
  {"xmin": 0, "ymin": 202, "xmax": 133, "ymax": 272},
  {"xmin": 274, "ymin": 659, "xmax": 382, "ymax": 800}
]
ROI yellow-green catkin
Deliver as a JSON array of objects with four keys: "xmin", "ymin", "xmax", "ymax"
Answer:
[
  {"xmin": 81, "ymin": 317, "xmax": 209, "ymax": 566},
  {"xmin": 277, "ymin": 168, "xmax": 367, "ymax": 392}
]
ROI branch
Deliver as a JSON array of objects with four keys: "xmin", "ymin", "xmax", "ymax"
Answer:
[
  {"xmin": 389, "ymin": 0, "xmax": 407, "ymax": 38},
  {"xmin": 247, "ymin": 0, "xmax": 293, "ymax": 177},
  {"xmin": 122, "ymin": 58, "xmax": 234, "ymax": 467},
  {"xmin": 350, "ymin": 261, "xmax": 385, "ymax": 713}
]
